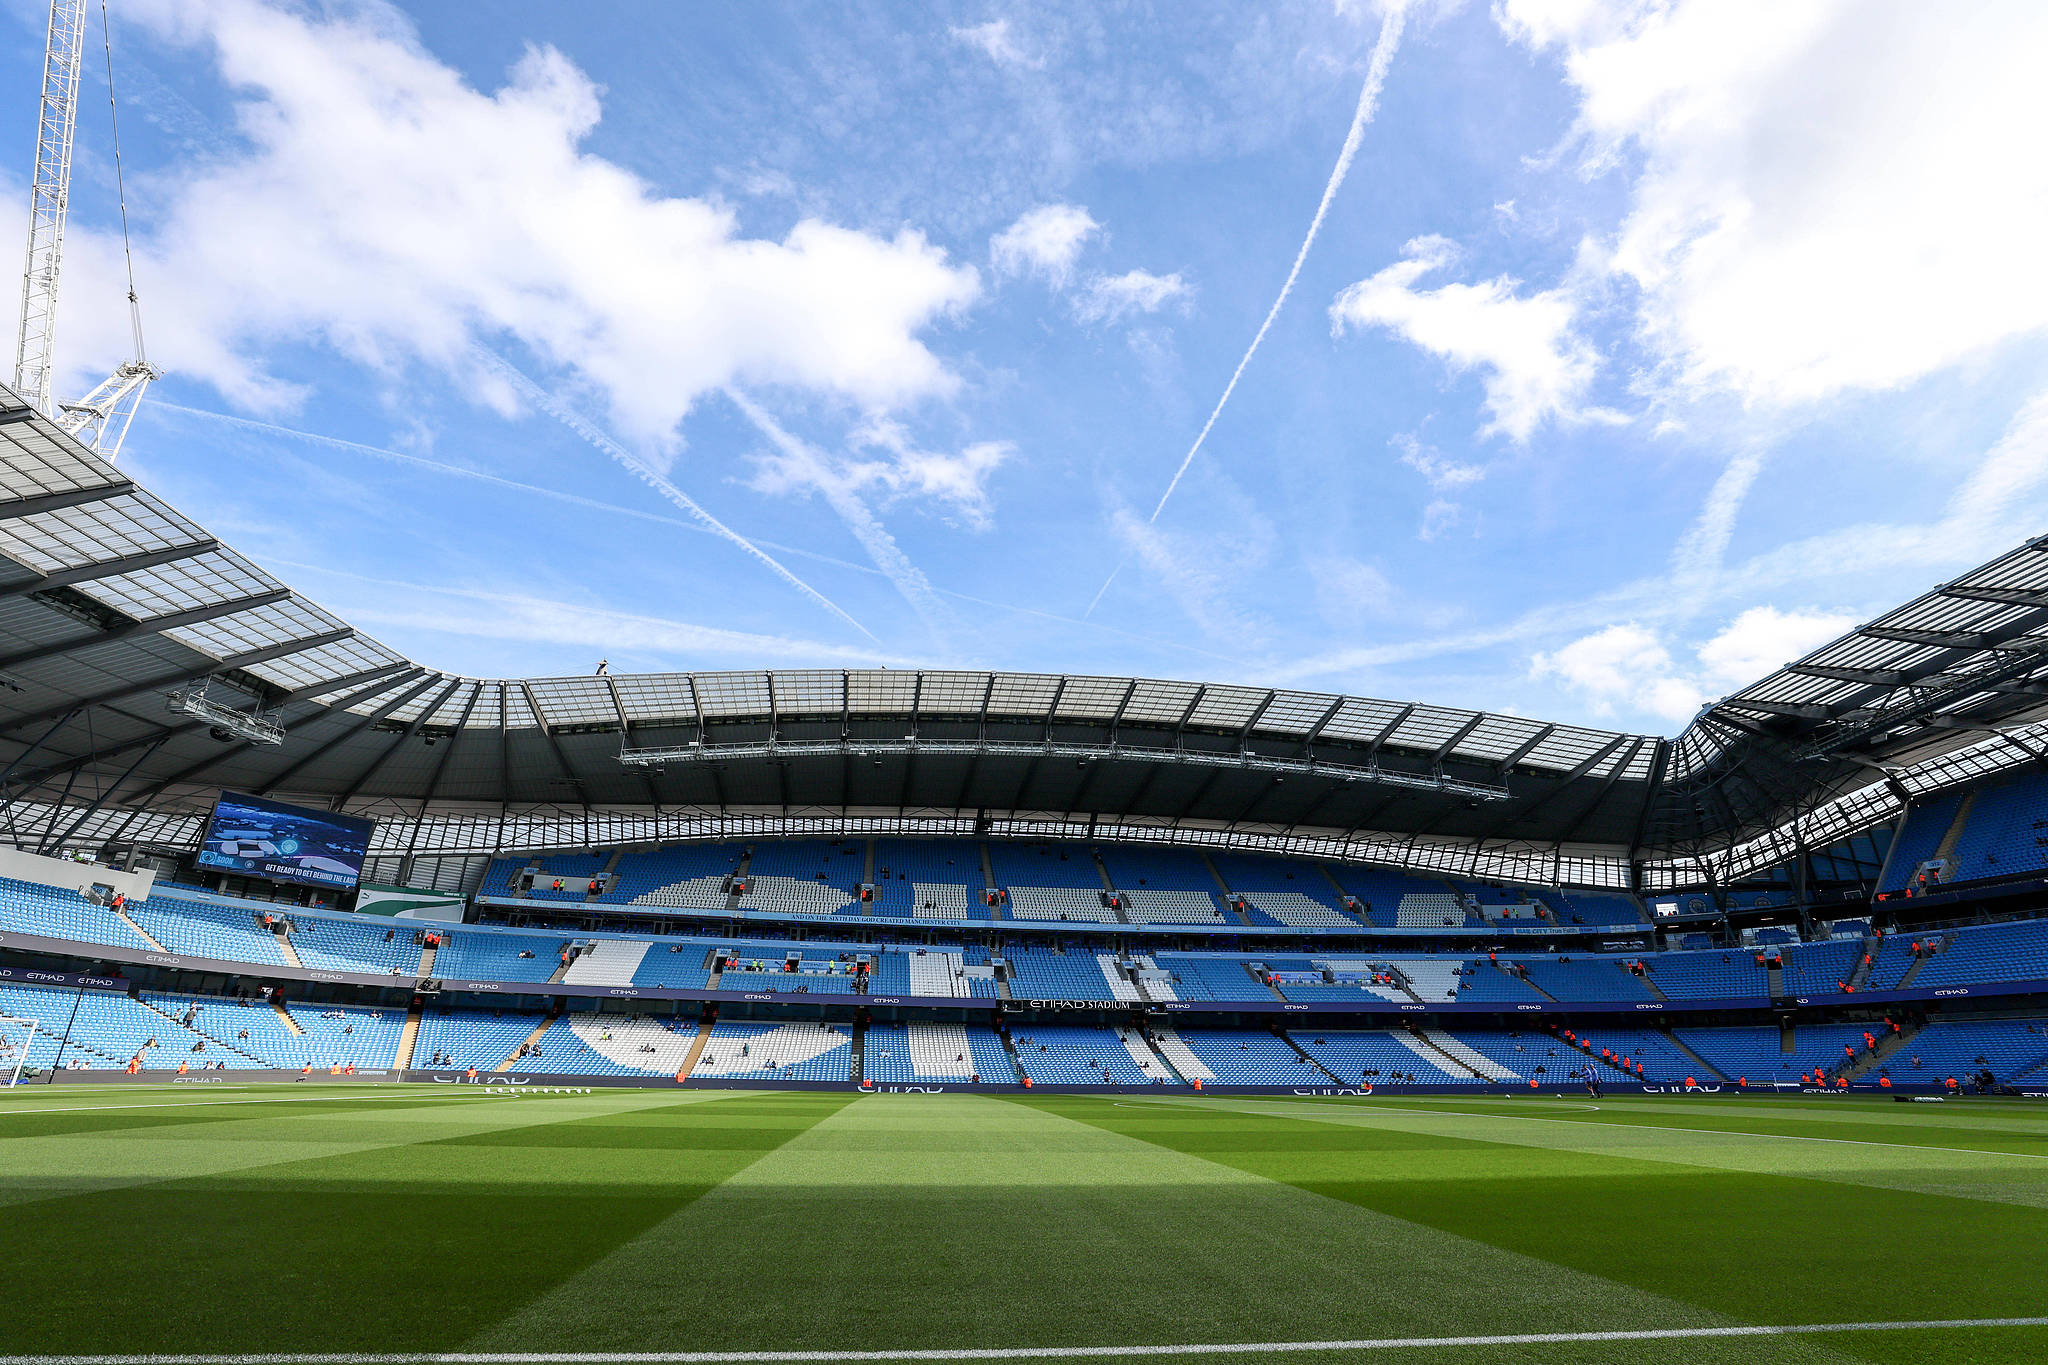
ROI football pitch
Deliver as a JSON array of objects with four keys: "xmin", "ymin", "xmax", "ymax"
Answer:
[{"xmin": 3, "ymin": 1087, "xmax": 2046, "ymax": 1365}]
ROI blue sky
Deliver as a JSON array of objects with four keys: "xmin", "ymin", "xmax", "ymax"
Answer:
[{"xmin": 7, "ymin": 0, "xmax": 2048, "ymax": 734}]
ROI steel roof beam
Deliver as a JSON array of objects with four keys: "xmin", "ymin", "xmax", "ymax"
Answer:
[
  {"xmin": 1942, "ymin": 585, "xmax": 2048, "ymax": 608},
  {"xmin": 252, "ymin": 670, "xmax": 438, "ymax": 796},
  {"xmin": 1861, "ymin": 624, "xmax": 2045, "ymax": 652},
  {"xmin": 522, "ymin": 680, "xmax": 588, "ymax": 805},
  {"xmin": 0, "ymin": 588, "xmax": 292, "ymax": 672},
  {"xmin": 0, "ymin": 627, "xmax": 357, "ymax": 736},
  {"xmin": 1784, "ymin": 663, "xmax": 1912, "ymax": 687},
  {"xmin": 29, "ymin": 668, "xmax": 422, "ymax": 804},
  {"xmin": 0, "ymin": 481, "xmax": 136, "ymax": 521},
  {"xmin": 334, "ymin": 674, "xmax": 465, "ymax": 807},
  {"xmin": 1494, "ymin": 723, "xmax": 1556, "ymax": 773},
  {"xmin": 1430, "ymin": 712, "xmax": 1486, "ymax": 763},
  {"xmin": 0, "ymin": 539, "xmax": 220, "ymax": 601}
]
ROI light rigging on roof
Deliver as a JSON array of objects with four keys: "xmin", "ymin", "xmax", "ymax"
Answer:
[{"xmin": 11, "ymin": 0, "xmax": 158, "ymax": 461}]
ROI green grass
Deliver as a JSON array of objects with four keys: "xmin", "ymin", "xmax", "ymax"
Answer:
[{"xmin": 1, "ymin": 1086, "xmax": 2045, "ymax": 1363}]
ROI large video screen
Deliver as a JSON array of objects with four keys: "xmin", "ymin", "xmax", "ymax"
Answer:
[{"xmin": 195, "ymin": 792, "xmax": 375, "ymax": 891}]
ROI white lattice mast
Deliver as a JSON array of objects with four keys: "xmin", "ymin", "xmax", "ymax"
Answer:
[{"xmin": 13, "ymin": 0, "xmax": 88, "ymax": 416}]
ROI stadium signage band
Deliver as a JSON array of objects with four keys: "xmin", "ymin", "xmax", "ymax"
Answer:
[
  {"xmin": 8, "ymin": 923, "xmax": 2048, "ymax": 1018},
  {"xmin": 0, "ymin": 962, "xmax": 129, "ymax": 991}
]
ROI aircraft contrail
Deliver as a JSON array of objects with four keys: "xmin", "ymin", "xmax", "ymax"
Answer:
[
  {"xmin": 723, "ymin": 386, "xmax": 952, "ymax": 634},
  {"xmin": 473, "ymin": 350, "xmax": 879, "ymax": 643},
  {"xmin": 1086, "ymin": 4, "xmax": 1409, "ymax": 617}
]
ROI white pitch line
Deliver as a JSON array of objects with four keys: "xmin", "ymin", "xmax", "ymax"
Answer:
[
  {"xmin": 1215, "ymin": 1096, "xmax": 2048, "ymax": 1161},
  {"xmin": 9, "ymin": 1317, "xmax": 2048, "ymax": 1363}
]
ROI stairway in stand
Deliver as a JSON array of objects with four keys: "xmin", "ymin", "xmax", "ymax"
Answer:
[
  {"xmin": 674, "ymin": 1018, "xmax": 713, "ymax": 1081},
  {"xmin": 394, "ymin": 999, "xmax": 423, "ymax": 1069},
  {"xmin": 498, "ymin": 1011, "xmax": 558, "ymax": 1072}
]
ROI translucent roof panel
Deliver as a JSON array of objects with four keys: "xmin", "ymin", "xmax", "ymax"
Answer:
[
  {"xmin": 526, "ymin": 677, "xmax": 620, "ymax": 727},
  {"xmin": 986, "ymin": 673, "xmax": 1061, "ymax": 716},
  {"xmin": 613, "ymin": 674, "xmax": 698, "ymax": 723},
  {"xmin": 1052, "ymin": 675, "xmax": 1131, "ymax": 720},
  {"xmin": 1120, "ymin": 678, "xmax": 1203, "ymax": 725},
  {"xmin": 771, "ymin": 670, "xmax": 844, "ymax": 714},
  {"xmin": 1187, "ymin": 684, "xmax": 1268, "ymax": 731},
  {"xmin": 910, "ymin": 670, "xmax": 989, "ymax": 714},
  {"xmin": 693, "ymin": 671, "xmax": 772, "ymax": 718}
]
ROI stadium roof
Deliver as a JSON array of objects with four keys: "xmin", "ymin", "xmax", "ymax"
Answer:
[{"xmin": 2, "ymin": 382, "xmax": 2045, "ymax": 888}]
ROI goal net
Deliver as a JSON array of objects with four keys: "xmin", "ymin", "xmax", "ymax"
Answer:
[{"xmin": 0, "ymin": 1015, "xmax": 41, "ymax": 1086}]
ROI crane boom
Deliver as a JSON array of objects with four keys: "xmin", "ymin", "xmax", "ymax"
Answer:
[{"xmin": 13, "ymin": 0, "xmax": 88, "ymax": 416}]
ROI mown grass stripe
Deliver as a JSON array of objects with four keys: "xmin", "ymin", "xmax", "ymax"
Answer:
[{"xmin": 11, "ymin": 1315, "xmax": 2048, "ymax": 1362}]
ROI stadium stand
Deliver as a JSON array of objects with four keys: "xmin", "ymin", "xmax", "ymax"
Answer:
[
  {"xmin": 1009, "ymin": 1024, "xmax": 1168, "ymax": 1085},
  {"xmin": 1877, "ymin": 1017, "xmax": 2048, "ymax": 1083},
  {"xmin": 692, "ymin": 1019, "xmax": 852, "ymax": 1081},
  {"xmin": 1209, "ymin": 853, "xmax": 1361, "ymax": 928},
  {"xmin": 127, "ymin": 895, "xmax": 289, "ymax": 964},
  {"xmin": 1167, "ymin": 1028, "xmax": 1315, "ymax": 1085},
  {"xmin": 1880, "ymin": 790, "xmax": 1968, "ymax": 892},
  {"xmin": 1294, "ymin": 1029, "xmax": 1481, "ymax": 1085},
  {"xmin": 1942, "ymin": 772, "xmax": 2048, "ymax": 885},
  {"xmin": 1327, "ymin": 866, "xmax": 1476, "ymax": 929},
  {"xmin": 870, "ymin": 839, "xmax": 987, "ymax": 919},
  {"xmin": 1779, "ymin": 937, "xmax": 1862, "ymax": 995},
  {"xmin": 1909, "ymin": 918, "xmax": 2048, "ymax": 988},
  {"xmin": 414, "ymin": 1008, "xmax": 546, "ymax": 1069},
  {"xmin": 1002, "ymin": 945, "xmax": 1120, "ymax": 1000},
  {"xmin": 863, "ymin": 1021, "xmax": 1013, "ymax": 1083},
  {"xmin": 0, "ymin": 877, "xmax": 152, "ymax": 951}
]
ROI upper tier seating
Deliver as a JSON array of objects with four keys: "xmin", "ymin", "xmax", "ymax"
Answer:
[
  {"xmin": 610, "ymin": 843, "xmax": 746, "ymax": 909},
  {"xmin": 1780, "ymin": 938, "xmax": 1861, "ymax": 995},
  {"xmin": 738, "ymin": 841, "xmax": 863, "ymax": 916},
  {"xmin": 1532, "ymin": 888, "xmax": 1647, "ymax": 927},
  {"xmin": 1879, "ymin": 790, "xmax": 1967, "ymax": 892},
  {"xmin": 1944, "ymin": 772, "xmax": 2048, "ymax": 885},
  {"xmin": 1209, "ymin": 853, "xmax": 1363, "ymax": 928},
  {"xmin": 1910, "ymin": 919, "xmax": 2048, "ymax": 988},
  {"xmin": 0, "ymin": 878, "xmax": 152, "ymax": 952},
  {"xmin": 870, "ymin": 839, "xmax": 987, "ymax": 919},
  {"xmin": 986, "ymin": 841, "xmax": 1102, "ymax": 890},
  {"xmin": 1006, "ymin": 887, "xmax": 1120, "ymax": 922},
  {"xmin": 129, "ymin": 895, "xmax": 288, "ymax": 963}
]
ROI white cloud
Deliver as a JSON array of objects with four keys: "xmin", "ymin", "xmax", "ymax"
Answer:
[
  {"xmin": 1531, "ymin": 606, "xmax": 1853, "ymax": 725},
  {"xmin": 950, "ymin": 18, "xmax": 1042, "ymax": 70},
  {"xmin": 989, "ymin": 203, "xmax": 1099, "ymax": 287},
  {"xmin": 1072, "ymin": 269, "xmax": 1190, "ymax": 324},
  {"xmin": 52, "ymin": 0, "xmax": 980, "ymax": 451},
  {"xmin": 1330, "ymin": 235, "xmax": 1608, "ymax": 441},
  {"xmin": 1531, "ymin": 622, "xmax": 1696, "ymax": 723},
  {"xmin": 1394, "ymin": 434, "xmax": 1485, "ymax": 491},
  {"xmin": 1502, "ymin": 0, "xmax": 2048, "ymax": 404},
  {"xmin": 843, "ymin": 417, "xmax": 1016, "ymax": 531},
  {"xmin": 1696, "ymin": 606, "xmax": 1854, "ymax": 689}
]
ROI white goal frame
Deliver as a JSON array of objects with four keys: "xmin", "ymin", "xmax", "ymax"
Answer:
[{"xmin": 0, "ymin": 1015, "xmax": 39, "ymax": 1087}]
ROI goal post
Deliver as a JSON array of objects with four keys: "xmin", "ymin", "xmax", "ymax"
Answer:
[{"xmin": 0, "ymin": 1015, "xmax": 40, "ymax": 1087}]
